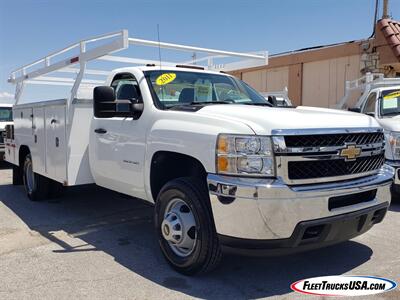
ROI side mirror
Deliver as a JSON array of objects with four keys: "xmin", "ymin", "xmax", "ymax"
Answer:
[
  {"xmin": 93, "ymin": 86, "xmax": 144, "ymax": 118},
  {"xmin": 93, "ymin": 86, "xmax": 116, "ymax": 118},
  {"xmin": 267, "ymin": 96, "xmax": 277, "ymax": 106},
  {"xmin": 348, "ymin": 107, "xmax": 361, "ymax": 113}
]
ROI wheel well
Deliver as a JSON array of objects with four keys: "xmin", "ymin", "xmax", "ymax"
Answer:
[
  {"xmin": 19, "ymin": 145, "xmax": 30, "ymax": 168},
  {"xmin": 150, "ymin": 151, "xmax": 207, "ymax": 201}
]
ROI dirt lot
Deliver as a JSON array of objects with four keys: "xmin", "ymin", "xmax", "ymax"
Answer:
[{"xmin": 0, "ymin": 163, "xmax": 399, "ymax": 300}]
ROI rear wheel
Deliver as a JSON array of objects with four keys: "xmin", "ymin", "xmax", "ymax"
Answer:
[
  {"xmin": 155, "ymin": 177, "xmax": 222, "ymax": 275},
  {"xmin": 23, "ymin": 154, "xmax": 49, "ymax": 201}
]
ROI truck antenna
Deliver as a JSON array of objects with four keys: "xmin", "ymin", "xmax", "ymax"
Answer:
[{"xmin": 157, "ymin": 24, "xmax": 162, "ymax": 69}]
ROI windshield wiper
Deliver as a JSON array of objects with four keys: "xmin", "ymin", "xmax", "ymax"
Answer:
[
  {"xmin": 242, "ymin": 102, "xmax": 273, "ymax": 107},
  {"xmin": 190, "ymin": 101, "xmax": 233, "ymax": 105},
  {"xmin": 167, "ymin": 101, "xmax": 232, "ymax": 110}
]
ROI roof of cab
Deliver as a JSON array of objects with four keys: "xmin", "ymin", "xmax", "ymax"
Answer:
[
  {"xmin": 110, "ymin": 65, "xmax": 232, "ymax": 76},
  {"xmin": 372, "ymin": 85, "xmax": 400, "ymax": 92},
  {"xmin": 0, "ymin": 103, "xmax": 13, "ymax": 107}
]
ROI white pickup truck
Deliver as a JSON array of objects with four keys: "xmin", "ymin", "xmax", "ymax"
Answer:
[
  {"xmin": 0, "ymin": 103, "xmax": 13, "ymax": 160},
  {"xmin": 338, "ymin": 74, "xmax": 400, "ymax": 199},
  {"xmin": 5, "ymin": 31, "xmax": 394, "ymax": 275}
]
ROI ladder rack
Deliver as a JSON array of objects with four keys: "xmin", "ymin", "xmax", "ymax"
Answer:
[
  {"xmin": 9, "ymin": 29, "xmax": 268, "ymax": 105},
  {"xmin": 336, "ymin": 72, "xmax": 400, "ymax": 109}
]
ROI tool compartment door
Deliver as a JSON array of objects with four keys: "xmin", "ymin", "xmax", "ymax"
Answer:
[
  {"xmin": 32, "ymin": 107, "xmax": 46, "ymax": 174},
  {"xmin": 45, "ymin": 105, "xmax": 67, "ymax": 182}
]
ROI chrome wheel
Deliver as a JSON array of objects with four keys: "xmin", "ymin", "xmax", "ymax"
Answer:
[
  {"xmin": 162, "ymin": 198, "xmax": 197, "ymax": 257},
  {"xmin": 24, "ymin": 158, "xmax": 35, "ymax": 194}
]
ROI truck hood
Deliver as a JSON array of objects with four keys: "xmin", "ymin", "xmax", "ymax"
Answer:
[
  {"xmin": 377, "ymin": 115, "xmax": 400, "ymax": 132},
  {"xmin": 0, "ymin": 121, "xmax": 12, "ymax": 131},
  {"xmin": 197, "ymin": 105, "xmax": 380, "ymax": 135}
]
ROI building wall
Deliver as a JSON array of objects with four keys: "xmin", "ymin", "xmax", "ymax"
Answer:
[
  {"xmin": 234, "ymin": 41, "xmax": 364, "ymax": 108},
  {"xmin": 266, "ymin": 67, "xmax": 289, "ymax": 92},
  {"xmin": 240, "ymin": 53, "xmax": 362, "ymax": 108},
  {"xmin": 242, "ymin": 66, "xmax": 289, "ymax": 93},
  {"xmin": 242, "ymin": 69, "xmax": 266, "ymax": 91},
  {"xmin": 302, "ymin": 54, "xmax": 361, "ymax": 108}
]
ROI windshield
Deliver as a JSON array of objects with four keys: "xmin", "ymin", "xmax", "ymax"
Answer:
[
  {"xmin": 380, "ymin": 89, "xmax": 400, "ymax": 116},
  {"xmin": 0, "ymin": 107, "xmax": 12, "ymax": 122},
  {"xmin": 144, "ymin": 70, "xmax": 268, "ymax": 109}
]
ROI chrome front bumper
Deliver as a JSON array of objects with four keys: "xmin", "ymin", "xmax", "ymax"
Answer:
[
  {"xmin": 386, "ymin": 160, "xmax": 400, "ymax": 186},
  {"xmin": 207, "ymin": 165, "xmax": 394, "ymax": 240}
]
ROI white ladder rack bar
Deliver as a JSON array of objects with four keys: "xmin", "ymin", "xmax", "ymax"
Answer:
[
  {"xmin": 56, "ymin": 67, "xmax": 110, "ymax": 76},
  {"xmin": 9, "ymin": 30, "xmax": 128, "ymax": 84},
  {"xmin": 97, "ymin": 55, "xmax": 177, "ymax": 66},
  {"xmin": 25, "ymin": 80, "xmax": 98, "ymax": 87},
  {"xmin": 127, "ymin": 37, "xmax": 267, "ymax": 61},
  {"xmin": 35, "ymin": 76, "xmax": 104, "ymax": 84}
]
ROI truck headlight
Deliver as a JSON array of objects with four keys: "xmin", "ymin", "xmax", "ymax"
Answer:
[
  {"xmin": 216, "ymin": 134, "xmax": 275, "ymax": 177},
  {"xmin": 388, "ymin": 131, "xmax": 400, "ymax": 160}
]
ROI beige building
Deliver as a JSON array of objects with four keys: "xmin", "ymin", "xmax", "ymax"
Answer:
[{"xmin": 231, "ymin": 18, "xmax": 400, "ymax": 108}]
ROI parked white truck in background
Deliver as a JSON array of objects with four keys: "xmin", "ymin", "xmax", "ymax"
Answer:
[
  {"xmin": 5, "ymin": 31, "xmax": 394, "ymax": 275},
  {"xmin": 337, "ymin": 73, "xmax": 400, "ymax": 199},
  {"xmin": 0, "ymin": 103, "xmax": 13, "ymax": 160},
  {"xmin": 261, "ymin": 87, "xmax": 293, "ymax": 107}
]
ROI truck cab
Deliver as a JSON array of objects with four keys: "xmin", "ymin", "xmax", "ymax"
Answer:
[{"xmin": 0, "ymin": 103, "xmax": 13, "ymax": 160}]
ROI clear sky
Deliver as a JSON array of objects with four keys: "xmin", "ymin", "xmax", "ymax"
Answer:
[{"xmin": 1, "ymin": 0, "xmax": 399, "ymax": 103}]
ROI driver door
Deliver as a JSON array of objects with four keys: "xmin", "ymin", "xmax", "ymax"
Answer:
[{"xmin": 90, "ymin": 73, "xmax": 147, "ymax": 199}]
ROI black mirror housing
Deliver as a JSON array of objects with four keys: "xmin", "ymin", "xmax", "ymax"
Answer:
[
  {"xmin": 348, "ymin": 107, "xmax": 361, "ymax": 113},
  {"xmin": 93, "ymin": 86, "xmax": 116, "ymax": 118}
]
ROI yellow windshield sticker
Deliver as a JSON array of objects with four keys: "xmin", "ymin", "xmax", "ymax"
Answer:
[
  {"xmin": 383, "ymin": 91, "xmax": 400, "ymax": 100},
  {"xmin": 156, "ymin": 73, "xmax": 176, "ymax": 86}
]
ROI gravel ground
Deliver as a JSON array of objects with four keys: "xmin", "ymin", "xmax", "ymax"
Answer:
[{"xmin": 0, "ymin": 162, "xmax": 399, "ymax": 300}]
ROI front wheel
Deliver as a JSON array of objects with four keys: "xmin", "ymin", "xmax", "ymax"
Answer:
[
  {"xmin": 23, "ymin": 154, "xmax": 49, "ymax": 201},
  {"xmin": 155, "ymin": 177, "xmax": 222, "ymax": 275}
]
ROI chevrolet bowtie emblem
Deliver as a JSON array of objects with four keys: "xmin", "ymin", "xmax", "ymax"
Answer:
[{"xmin": 340, "ymin": 144, "xmax": 362, "ymax": 161}]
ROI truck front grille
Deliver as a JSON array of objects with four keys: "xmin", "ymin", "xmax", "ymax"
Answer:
[
  {"xmin": 273, "ymin": 129, "xmax": 385, "ymax": 185},
  {"xmin": 284, "ymin": 132, "xmax": 384, "ymax": 148},
  {"xmin": 288, "ymin": 154, "xmax": 385, "ymax": 180}
]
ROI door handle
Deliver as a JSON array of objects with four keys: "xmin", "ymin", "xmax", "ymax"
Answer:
[{"xmin": 94, "ymin": 128, "xmax": 107, "ymax": 134}]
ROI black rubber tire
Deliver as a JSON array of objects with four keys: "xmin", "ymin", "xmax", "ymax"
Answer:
[
  {"xmin": 22, "ymin": 154, "xmax": 49, "ymax": 201},
  {"xmin": 155, "ymin": 177, "xmax": 222, "ymax": 275},
  {"xmin": 12, "ymin": 165, "xmax": 23, "ymax": 185}
]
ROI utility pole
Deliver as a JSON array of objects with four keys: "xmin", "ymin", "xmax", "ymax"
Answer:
[{"xmin": 382, "ymin": 0, "xmax": 390, "ymax": 19}]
